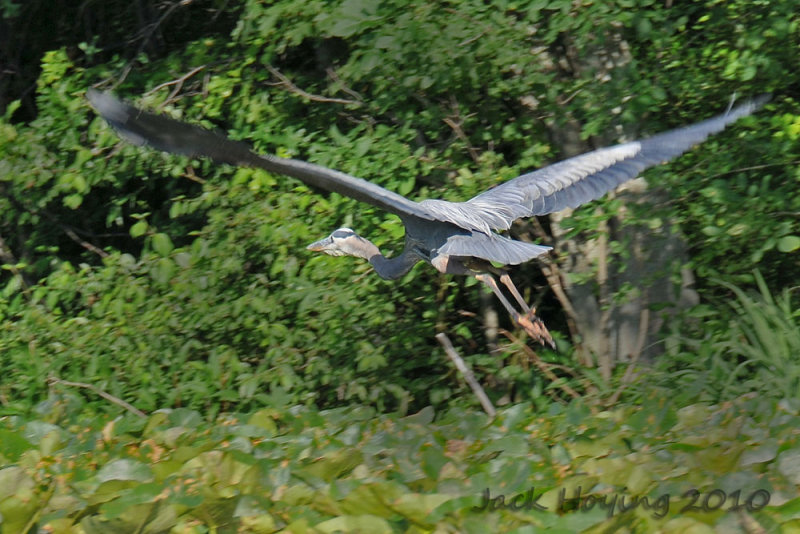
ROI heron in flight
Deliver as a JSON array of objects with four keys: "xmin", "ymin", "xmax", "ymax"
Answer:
[{"xmin": 87, "ymin": 90, "xmax": 767, "ymax": 347}]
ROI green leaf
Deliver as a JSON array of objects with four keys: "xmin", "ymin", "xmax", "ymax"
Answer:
[
  {"xmin": 247, "ymin": 409, "xmax": 278, "ymax": 435},
  {"xmin": 777, "ymin": 449, "xmax": 800, "ymax": 484},
  {"xmin": 392, "ymin": 493, "xmax": 451, "ymax": 522},
  {"xmin": 0, "ymin": 494, "xmax": 39, "ymax": 534},
  {"xmin": 302, "ymin": 449, "xmax": 363, "ymax": 481},
  {"xmin": 96, "ymin": 459, "xmax": 154, "ymax": 483},
  {"xmin": 0, "ymin": 466, "xmax": 35, "ymax": 502},
  {"xmin": 151, "ymin": 233, "xmax": 174, "ymax": 256},
  {"xmin": 315, "ymin": 514, "xmax": 393, "ymax": 534},
  {"xmin": 152, "ymin": 257, "xmax": 175, "ymax": 284},
  {"xmin": 130, "ymin": 220, "xmax": 148, "ymax": 238},
  {"xmin": 0, "ymin": 430, "xmax": 32, "ymax": 461},
  {"xmin": 100, "ymin": 482, "xmax": 165, "ymax": 518},
  {"xmin": 739, "ymin": 441, "xmax": 778, "ymax": 466},
  {"xmin": 63, "ymin": 193, "xmax": 83, "ymax": 209},
  {"xmin": 777, "ymin": 235, "xmax": 800, "ymax": 253},
  {"xmin": 23, "ymin": 421, "xmax": 62, "ymax": 445},
  {"xmin": 167, "ymin": 408, "xmax": 204, "ymax": 428}
]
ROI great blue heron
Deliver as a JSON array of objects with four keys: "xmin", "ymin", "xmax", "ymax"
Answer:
[{"xmin": 87, "ymin": 90, "xmax": 767, "ymax": 347}]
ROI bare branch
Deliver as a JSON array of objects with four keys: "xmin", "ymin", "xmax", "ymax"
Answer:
[
  {"xmin": 267, "ymin": 65, "xmax": 362, "ymax": 106},
  {"xmin": 539, "ymin": 262, "xmax": 581, "ymax": 334},
  {"xmin": 2, "ymin": 187, "xmax": 108, "ymax": 259},
  {"xmin": 436, "ymin": 333, "xmax": 496, "ymax": 417},
  {"xmin": 444, "ymin": 96, "xmax": 480, "ymax": 164},
  {"xmin": 706, "ymin": 161, "xmax": 800, "ymax": 180},
  {"xmin": 442, "ymin": 117, "xmax": 481, "ymax": 164},
  {"xmin": 325, "ymin": 67, "xmax": 364, "ymax": 103},
  {"xmin": 527, "ymin": 218, "xmax": 583, "ymax": 342},
  {"xmin": 113, "ymin": 0, "xmax": 196, "ymax": 88},
  {"xmin": 62, "ymin": 226, "xmax": 109, "ymax": 258},
  {"xmin": 182, "ymin": 166, "xmax": 207, "ymax": 184},
  {"xmin": 145, "ymin": 64, "xmax": 206, "ymax": 103},
  {"xmin": 48, "ymin": 377, "xmax": 147, "ymax": 418}
]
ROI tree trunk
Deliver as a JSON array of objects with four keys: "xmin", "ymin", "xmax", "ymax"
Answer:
[{"xmin": 539, "ymin": 34, "xmax": 699, "ymax": 378}]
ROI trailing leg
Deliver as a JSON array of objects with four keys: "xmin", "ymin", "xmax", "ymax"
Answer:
[{"xmin": 475, "ymin": 273, "xmax": 555, "ymax": 348}]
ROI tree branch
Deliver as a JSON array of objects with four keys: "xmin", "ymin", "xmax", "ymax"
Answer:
[
  {"xmin": 145, "ymin": 64, "xmax": 206, "ymax": 103},
  {"xmin": 62, "ymin": 226, "xmax": 109, "ymax": 258},
  {"xmin": 436, "ymin": 333, "xmax": 496, "ymax": 417},
  {"xmin": 267, "ymin": 65, "xmax": 362, "ymax": 106},
  {"xmin": 539, "ymin": 262, "xmax": 581, "ymax": 335},
  {"xmin": 113, "ymin": 0, "xmax": 196, "ymax": 88},
  {"xmin": 2, "ymin": 187, "xmax": 108, "ymax": 259},
  {"xmin": 527, "ymin": 217, "xmax": 583, "ymax": 341},
  {"xmin": 325, "ymin": 67, "xmax": 364, "ymax": 103},
  {"xmin": 48, "ymin": 377, "xmax": 147, "ymax": 418},
  {"xmin": 444, "ymin": 95, "xmax": 480, "ymax": 164}
]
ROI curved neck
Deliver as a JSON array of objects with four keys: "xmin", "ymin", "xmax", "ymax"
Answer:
[
  {"xmin": 343, "ymin": 235, "xmax": 421, "ymax": 280},
  {"xmin": 369, "ymin": 249, "xmax": 421, "ymax": 280}
]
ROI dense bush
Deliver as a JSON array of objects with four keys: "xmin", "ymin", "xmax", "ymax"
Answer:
[
  {"xmin": 0, "ymin": 0, "xmax": 798, "ymax": 416},
  {"xmin": 639, "ymin": 271, "xmax": 800, "ymax": 404}
]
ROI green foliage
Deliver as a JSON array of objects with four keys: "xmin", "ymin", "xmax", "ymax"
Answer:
[
  {"xmin": 0, "ymin": 177, "xmax": 452, "ymax": 415},
  {"xmin": 634, "ymin": 272, "xmax": 800, "ymax": 404},
  {"xmin": 0, "ymin": 394, "xmax": 798, "ymax": 532},
  {"xmin": 655, "ymin": 107, "xmax": 800, "ymax": 289},
  {"xmin": 0, "ymin": 0, "xmax": 798, "ymax": 416}
]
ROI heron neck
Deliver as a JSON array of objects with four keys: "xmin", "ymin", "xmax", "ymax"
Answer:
[
  {"xmin": 345, "ymin": 237, "xmax": 419, "ymax": 280},
  {"xmin": 363, "ymin": 247, "xmax": 419, "ymax": 280}
]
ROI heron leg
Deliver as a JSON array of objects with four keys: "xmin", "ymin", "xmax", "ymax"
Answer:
[
  {"xmin": 499, "ymin": 273, "xmax": 531, "ymax": 315},
  {"xmin": 475, "ymin": 273, "xmax": 520, "ymax": 319},
  {"xmin": 475, "ymin": 273, "xmax": 555, "ymax": 349}
]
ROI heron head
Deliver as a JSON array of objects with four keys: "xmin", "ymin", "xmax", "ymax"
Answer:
[{"xmin": 306, "ymin": 227, "xmax": 375, "ymax": 258}]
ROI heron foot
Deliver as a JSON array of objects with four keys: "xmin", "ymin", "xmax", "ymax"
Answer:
[{"xmin": 513, "ymin": 310, "xmax": 556, "ymax": 349}]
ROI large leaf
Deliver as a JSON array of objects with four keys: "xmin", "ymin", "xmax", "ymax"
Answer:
[{"xmin": 96, "ymin": 459, "xmax": 154, "ymax": 483}]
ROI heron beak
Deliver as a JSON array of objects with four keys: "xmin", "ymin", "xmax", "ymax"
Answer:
[{"xmin": 306, "ymin": 236, "xmax": 332, "ymax": 252}]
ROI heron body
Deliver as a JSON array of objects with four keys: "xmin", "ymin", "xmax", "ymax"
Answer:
[{"xmin": 88, "ymin": 89, "xmax": 768, "ymax": 347}]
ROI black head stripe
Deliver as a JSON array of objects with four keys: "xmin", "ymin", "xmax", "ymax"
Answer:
[{"xmin": 331, "ymin": 229, "xmax": 355, "ymax": 239}]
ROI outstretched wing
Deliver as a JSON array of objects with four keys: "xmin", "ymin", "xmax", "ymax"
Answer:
[
  {"xmin": 87, "ymin": 90, "xmax": 436, "ymax": 222},
  {"xmin": 419, "ymin": 95, "xmax": 769, "ymax": 233}
]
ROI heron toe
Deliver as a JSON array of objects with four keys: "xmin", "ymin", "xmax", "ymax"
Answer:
[{"xmin": 515, "ymin": 312, "xmax": 556, "ymax": 349}]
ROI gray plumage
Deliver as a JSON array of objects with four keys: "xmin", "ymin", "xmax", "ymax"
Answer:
[
  {"xmin": 87, "ymin": 89, "xmax": 767, "ymax": 346},
  {"xmin": 420, "ymin": 96, "xmax": 768, "ymax": 234}
]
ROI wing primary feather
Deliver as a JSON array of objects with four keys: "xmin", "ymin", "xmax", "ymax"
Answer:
[
  {"xmin": 87, "ymin": 90, "xmax": 435, "ymax": 222},
  {"xmin": 431, "ymin": 95, "xmax": 770, "ymax": 230}
]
